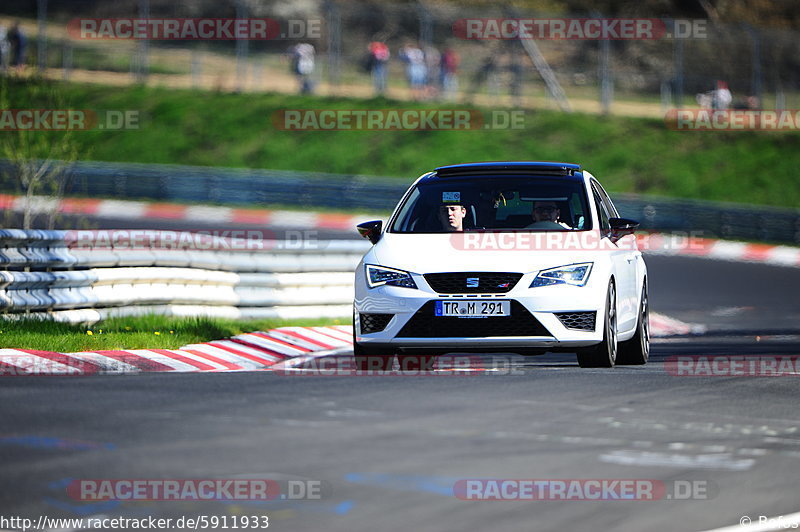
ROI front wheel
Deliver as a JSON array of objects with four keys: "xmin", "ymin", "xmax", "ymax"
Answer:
[
  {"xmin": 576, "ymin": 281, "xmax": 617, "ymax": 368},
  {"xmin": 617, "ymin": 280, "xmax": 649, "ymax": 365}
]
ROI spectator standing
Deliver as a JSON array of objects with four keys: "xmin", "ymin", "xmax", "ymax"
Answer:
[
  {"xmin": 367, "ymin": 41, "xmax": 390, "ymax": 96},
  {"xmin": 399, "ymin": 43, "xmax": 427, "ymax": 100},
  {"xmin": 712, "ymin": 80, "xmax": 732, "ymax": 110},
  {"xmin": 8, "ymin": 21, "xmax": 27, "ymax": 73},
  {"xmin": 440, "ymin": 47, "xmax": 460, "ymax": 101},
  {"xmin": 291, "ymin": 43, "xmax": 315, "ymax": 95},
  {"xmin": 0, "ymin": 24, "xmax": 10, "ymax": 74}
]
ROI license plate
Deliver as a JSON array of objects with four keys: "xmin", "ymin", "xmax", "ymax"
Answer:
[{"xmin": 435, "ymin": 300, "xmax": 511, "ymax": 317}]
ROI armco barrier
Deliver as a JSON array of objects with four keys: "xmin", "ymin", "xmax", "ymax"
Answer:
[
  {"xmin": 2, "ymin": 160, "xmax": 798, "ymax": 244},
  {"xmin": 0, "ymin": 229, "xmax": 369, "ymax": 323}
]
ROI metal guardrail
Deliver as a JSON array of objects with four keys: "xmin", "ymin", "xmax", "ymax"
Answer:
[
  {"xmin": 2, "ymin": 160, "xmax": 799, "ymax": 244},
  {"xmin": 0, "ymin": 229, "xmax": 370, "ymax": 323}
]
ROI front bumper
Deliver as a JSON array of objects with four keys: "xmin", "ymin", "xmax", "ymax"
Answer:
[{"xmin": 354, "ymin": 272, "xmax": 607, "ymax": 351}]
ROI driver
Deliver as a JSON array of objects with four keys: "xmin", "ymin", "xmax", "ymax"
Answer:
[
  {"xmin": 438, "ymin": 202, "xmax": 467, "ymax": 232},
  {"xmin": 526, "ymin": 200, "xmax": 571, "ymax": 230}
]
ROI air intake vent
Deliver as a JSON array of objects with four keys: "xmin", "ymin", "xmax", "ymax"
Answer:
[
  {"xmin": 555, "ymin": 311, "xmax": 596, "ymax": 331},
  {"xmin": 360, "ymin": 313, "xmax": 394, "ymax": 334}
]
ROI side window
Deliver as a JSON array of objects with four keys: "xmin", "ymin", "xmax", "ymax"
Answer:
[
  {"xmin": 593, "ymin": 189, "xmax": 610, "ymax": 234},
  {"xmin": 594, "ymin": 181, "xmax": 620, "ymax": 218},
  {"xmin": 569, "ymin": 192, "xmax": 588, "ymax": 229},
  {"xmin": 391, "ymin": 188, "xmax": 421, "ymax": 232}
]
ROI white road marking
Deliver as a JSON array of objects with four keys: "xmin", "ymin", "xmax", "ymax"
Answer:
[{"xmin": 599, "ymin": 449, "xmax": 755, "ymax": 471}]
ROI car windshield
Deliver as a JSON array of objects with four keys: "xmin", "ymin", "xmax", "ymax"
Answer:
[{"xmin": 390, "ymin": 176, "xmax": 592, "ymax": 233}]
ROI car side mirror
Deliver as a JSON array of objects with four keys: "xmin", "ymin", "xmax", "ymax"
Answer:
[
  {"xmin": 357, "ymin": 220, "xmax": 383, "ymax": 245},
  {"xmin": 609, "ymin": 217, "xmax": 639, "ymax": 240}
]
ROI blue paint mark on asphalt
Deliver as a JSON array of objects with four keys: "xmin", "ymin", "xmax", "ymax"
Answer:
[
  {"xmin": 42, "ymin": 496, "xmax": 121, "ymax": 516},
  {"xmin": 344, "ymin": 473, "xmax": 456, "ymax": 496},
  {"xmin": 48, "ymin": 477, "xmax": 74, "ymax": 490},
  {"xmin": 43, "ymin": 477, "xmax": 122, "ymax": 516},
  {"xmin": 0, "ymin": 436, "xmax": 115, "ymax": 451},
  {"xmin": 225, "ymin": 499, "xmax": 354, "ymax": 515},
  {"xmin": 335, "ymin": 500, "xmax": 355, "ymax": 514}
]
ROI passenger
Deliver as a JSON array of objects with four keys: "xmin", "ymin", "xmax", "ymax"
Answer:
[{"xmin": 527, "ymin": 201, "xmax": 570, "ymax": 230}]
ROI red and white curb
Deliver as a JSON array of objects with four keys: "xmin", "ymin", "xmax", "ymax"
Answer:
[
  {"xmin": 3, "ymin": 194, "xmax": 799, "ymax": 268},
  {"xmin": 637, "ymin": 234, "xmax": 800, "ymax": 268},
  {"xmin": 0, "ymin": 326, "xmax": 354, "ymax": 376},
  {"xmin": 650, "ymin": 312, "xmax": 706, "ymax": 335},
  {"xmin": 0, "ymin": 316, "xmax": 699, "ymax": 376},
  {"xmin": 0, "ymin": 194, "xmax": 369, "ymax": 231}
]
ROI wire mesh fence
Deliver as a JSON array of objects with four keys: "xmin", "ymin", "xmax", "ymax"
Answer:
[{"xmin": 3, "ymin": 1, "xmax": 799, "ymax": 115}]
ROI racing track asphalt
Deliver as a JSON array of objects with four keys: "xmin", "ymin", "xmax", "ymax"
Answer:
[{"xmin": 1, "ymin": 220, "xmax": 799, "ymax": 532}]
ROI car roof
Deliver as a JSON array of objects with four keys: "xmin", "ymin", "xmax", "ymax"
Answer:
[{"xmin": 419, "ymin": 161, "xmax": 584, "ymax": 185}]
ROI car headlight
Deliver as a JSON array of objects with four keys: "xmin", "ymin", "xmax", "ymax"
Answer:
[
  {"xmin": 531, "ymin": 263, "xmax": 593, "ymax": 287},
  {"xmin": 366, "ymin": 265, "xmax": 418, "ymax": 289}
]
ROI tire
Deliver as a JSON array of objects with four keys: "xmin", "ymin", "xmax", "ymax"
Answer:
[
  {"xmin": 617, "ymin": 280, "xmax": 650, "ymax": 365},
  {"xmin": 353, "ymin": 341, "xmax": 395, "ymax": 371},
  {"xmin": 352, "ymin": 316, "xmax": 395, "ymax": 371},
  {"xmin": 576, "ymin": 280, "xmax": 617, "ymax": 368}
]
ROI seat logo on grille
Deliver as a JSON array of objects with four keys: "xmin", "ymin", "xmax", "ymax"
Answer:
[{"xmin": 466, "ymin": 277, "xmax": 480, "ymax": 288}]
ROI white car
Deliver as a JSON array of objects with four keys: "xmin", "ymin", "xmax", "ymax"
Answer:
[{"xmin": 353, "ymin": 162, "xmax": 649, "ymax": 369}]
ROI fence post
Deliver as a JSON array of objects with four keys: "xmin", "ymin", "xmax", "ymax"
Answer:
[
  {"xmin": 745, "ymin": 25, "xmax": 763, "ymax": 106},
  {"xmin": 235, "ymin": 0, "xmax": 249, "ymax": 92},
  {"xmin": 37, "ymin": 0, "xmax": 47, "ymax": 72},
  {"xmin": 63, "ymin": 40, "xmax": 72, "ymax": 81},
  {"xmin": 324, "ymin": 1, "xmax": 342, "ymax": 90},
  {"xmin": 599, "ymin": 38, "xmax": 613, "ymax": 114},
  {"xmin": 191, "ymin": 48, "xmax": 201, "ymax": 88},
  {"xmin": 672, "ymin": 33, "xmax": 684, "ymax": 108},
  {"xmin": 417, "ymin": 2, "xmax": 433, "ymax": 48},
  {"xmin": 660, "ymin": 80, "xmax": 672, "ymax": 111},
  {"xmin": 135, "ymin": 0, "xmax": 150, "ymax": 83}
]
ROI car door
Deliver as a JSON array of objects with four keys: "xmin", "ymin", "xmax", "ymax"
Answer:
[{"xmin": 591, "ymin": 180, "xmax": 638, "ymax": 332}]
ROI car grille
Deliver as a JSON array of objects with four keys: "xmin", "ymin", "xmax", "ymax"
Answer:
[
  {"xmin": 359, "ymin": 313, "xmax": 394, "ymax": 334},
  {"xmin": 397, "ymin": 301, "xmax": 551, "ymax": 338},
  {"xmin": 424, "ymin": 272, "xmax": 523, "ymax": 294},
  {"xmin": 554, "ymin": 311, "xmax": 596, "ymax": 331}
]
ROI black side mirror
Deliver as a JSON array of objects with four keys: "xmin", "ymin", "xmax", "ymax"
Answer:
[
  {"xmin": 357, "ymin": 220, "xmax": 383, "ymax": 245},
  {"xmin": 609, "ymin": 217, "xmax": 640, "ymax": 240}
]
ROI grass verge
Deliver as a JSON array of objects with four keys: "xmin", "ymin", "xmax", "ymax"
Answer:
[
  {"xmin": 3, "ymin": 78, "xmax": 800, "ymax": 208},
  {"xmin": 0, "ymin": 315, "xmax": 348, "ymax": 352}
]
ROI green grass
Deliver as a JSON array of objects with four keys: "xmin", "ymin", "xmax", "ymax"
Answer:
[
  {"xmin": 0, "ymin": 315, "xmax": 349, "ymax": 352},
  {"xmin": 4, "ymin": 78, "xmax": 800, "ymax": 208}
]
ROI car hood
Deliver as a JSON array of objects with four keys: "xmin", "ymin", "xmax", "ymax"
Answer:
[{"xmin": 371, "ymin": 232, "xmax": 602, "ymax": 274}]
